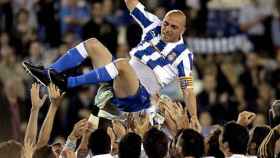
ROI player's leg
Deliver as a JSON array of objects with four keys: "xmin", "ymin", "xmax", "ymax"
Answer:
[
  {"xmin": 22, "ymin": 38, "xmax": 113, "ymax": 86},
  {"xmin": 52, "ymin": 58, "xmax": 139, "ymax": 96},
  {"xmin": 49, "ymin": 58, "xmax": 147, "ymax": 117},
  {"xmin": 49, "ymin": 38, "xmax": 113, "ymax": 72},
  {"xmin": 95, "ymin": 59, "xmax": 141, "ymax": 119},
  {"xmin": 84, "ymin": 38, "xmax": 113, "ymax": 68},
  {"xmin": 112, "ymin": 58, "xmax": 139, "ymax": 98}
]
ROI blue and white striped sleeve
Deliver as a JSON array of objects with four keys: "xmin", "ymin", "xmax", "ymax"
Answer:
[
  {"xmin": 174, "ymin": 49, "xmax": 194, "ymax": 89},
  {"xmin": 130, "ymin": 3, "xmax": 161, "ymax": 31}
]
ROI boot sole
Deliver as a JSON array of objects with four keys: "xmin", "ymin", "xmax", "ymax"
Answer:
[
  {"xmin": 98, "ymin": 109, "xmax": 123, "ymax": 121},
  {"xmin": 22, "ymin": 62, "xmax": 48, "ymax": 87}
]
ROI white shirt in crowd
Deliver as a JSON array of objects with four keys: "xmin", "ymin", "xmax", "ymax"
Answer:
[
  {"xmin": 91, "ymin": 153, "xmax": 114, "ymax": 158},
  {"xmin": 226, "ymin": 154, "xmax": 257, "ymax": 158}
]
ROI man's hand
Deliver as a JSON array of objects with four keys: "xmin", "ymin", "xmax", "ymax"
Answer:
[
  {"xmin": 164, "ymin": 109, "xmax": 177, "ymax": 137},
  {"xmin": 107, "ymin": 126, "xmax": 118, "ymax": 155},
  {"xmin": 124, "ymin": 0, "xmax": 139, "ymax": 11},
  {"xmin": 190, "ymin": 116, "xmax": 202, "ymax": 133},
  {"xmin": 31, "ymin": 83, "xmax": 47, "ymax": 110},
  {"xmin": 69, "ymin": 119, "xmax": 89, "ymax": 141},
  {"xmin": 22, "ymin": 139, "xmax": 35, "ymax": 158},
  {"xmin": 172, "ymin": 102, "xmax": 189, "ymax": 129},
  {"xmin": 107, "ymin": 126, "xmax": 116, "ymax": 144},
  {"xmin": 134, "ymin": 113, "xmax": 150, "ymax": 137},
  {"xmin": 160, "ymin": 98, "xmax": 190, "ymax": 136},
  {"xmin": 62, "ymin": 149, "xmax": 77, "ymax": 158},
  {"xmin": 47, "ymin": 83, "xmax": 65, "ymax": 108},
  {"xmin": 162, "ymin": 99, "xmax": 189, "ymax": 129},
  {"xmin": 237, "ymin": 111, "xmax": 256, "ymax": 127},
  {"xmin": 77, "ymin": 123, "xmax": 92, "ymax": 158},
  {"xmin": 107, "ymin": 120, "xmax": 127, "ymax": 155},
  {"xmin": 112, "ymin": 120, "xmax": 127, "ymax": 139}
]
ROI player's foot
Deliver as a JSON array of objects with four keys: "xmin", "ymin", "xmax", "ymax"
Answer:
[
  {"xmin": 94, "ymin": 83, "xmax": 122, "ymax": 120},
  {"xmin": 22, "ymin": 60, "xmax": 50, "ymax": 87},
  {"xmin": 98, "ymin": 109, "xmax": 121, "ymax": 120},
  {"xmin": 95, "ymin": 83, "xmax": 114, "ymax": 108},
  {"xmin": 47, "ymin": 69, "xmax": 68, "ymax": 92}
]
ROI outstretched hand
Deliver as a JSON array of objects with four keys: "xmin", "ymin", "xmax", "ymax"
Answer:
[
  {"xmin": 69, "ymin": 119, "xmax": 89, "ymax": 141},
  {"xmin": 31, "ymin": 83, "xmax": 47, "ymax": 110},
  {"xmin": 47, "ymin": 83, "xmax": 65, "ymax": 108},
  {"xmin": 237, "ymin": 111, "xmax": 256, "ymax": 127}
]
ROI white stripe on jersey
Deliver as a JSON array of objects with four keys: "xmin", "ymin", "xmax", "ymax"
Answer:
[
  {"xmin": 172, "ymin": 49, "xmax": 193, "ymax": 77},
  {"xmin": 129, "ymin": 42, "xmax": 150, "ymax": 57},
  {"xmin": 142, "ymin": 22, "xmax": 162, "ymax": 38},
  {"xmin": 130, "ymin": 3, "xmax": 161, "ymax": 31},
  {"xmin": 172, "ymin": 49, "xmax": 192, "ymax": 66},
  {"xmin": 161, "ymin": 40, "xmax": 183, "ymax": 57},
  {"xmin": 149, "ymin": 52, "xmax": 162, "ymax": 61}
]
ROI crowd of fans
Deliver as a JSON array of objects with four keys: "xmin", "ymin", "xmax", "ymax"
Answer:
[{"xmin": 0, "ymin": 0, "xmax": 280, "ymax": 157}]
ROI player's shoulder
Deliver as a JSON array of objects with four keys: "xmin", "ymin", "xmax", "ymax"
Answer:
[
  {"xmin": 142, "ymin": 24, "xmax": 162, "ymax": 41},
  {"xmin": 172, "ymin": 42, "xmax": 192, "ymax": 56},
  {"xmin": 145, "ymin": 22, "xmax": 162, "ymax": 34}
]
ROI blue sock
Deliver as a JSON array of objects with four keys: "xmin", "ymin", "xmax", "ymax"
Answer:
[
  {"xmin": 49, "ymin": 42, "xmax": 88, "ymax": 73},
  {"xmin": 67, "ymin": 63, "xmax": 119, "ymax": 88}
]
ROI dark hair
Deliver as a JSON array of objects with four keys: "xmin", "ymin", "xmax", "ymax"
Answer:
[
  {"xmin": 143, "ymin": 127, "xmax": 168, "ymax": 158},
  {"xmin": 269, "ymin": 100, "xmax": 280, "ymax": 128},
  {"xmin": 89, "ymin": 128, "xmax": 111, "ymax": 155},
  {"xmin": 179, "ymin": 129, "xmax": 205, "ymax": 157},
  {"xmin": 118, "ymin": 132, "xmax": 142, "ymax": 158},
  {"xmin": 33, "ymin": 145, "xmax": 56, "ymax": 158},
  {"xmin": 0, "ymin": 140, "xmax": 22, "ymax": 158},
  {"xmin": 222, "ymin": 122, "xmax": 249, "ymax": 154},
  {"xmin": 91, "ymin": 0, "xmax": 103, "ymax": 5},
  {"xmin": 207, "ymin": 127, "xmax": 225, "ymax": 158},
  {"xmin": 248, "ymin": 126, "xmax": 271, "ymax": 155}
]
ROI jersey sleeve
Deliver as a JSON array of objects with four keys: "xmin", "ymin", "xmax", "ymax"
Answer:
[
  {"xmin": 130, "ymin": 3, "xmax": 161, "ymax": 32},
  {"xmin": 175, "ymin": 50, "xmax": 194, "ymax": 89}
]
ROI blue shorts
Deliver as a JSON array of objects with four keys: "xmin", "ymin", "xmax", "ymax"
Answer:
[{"xmin": 111, "ymin": 84, "xmax": 151, "ymax": 112}]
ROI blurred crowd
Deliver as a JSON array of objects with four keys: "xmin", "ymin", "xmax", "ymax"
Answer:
[{"xmin": 0, "ymin": 0, "xmax": 280, "ymax": 157}]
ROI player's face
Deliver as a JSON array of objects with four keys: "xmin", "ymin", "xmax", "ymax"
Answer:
[{"xmin": 161, "ymin": 14, "xmax": 185, "ymax": 43}]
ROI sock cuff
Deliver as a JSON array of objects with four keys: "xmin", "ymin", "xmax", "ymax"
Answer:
[
  {"xmin": 105, "ymin": 63, "xmax": 119, "ymax": 79},
  {"xmin": 75, "ymin": 42, "xmax": 88, "ymax": 58}
]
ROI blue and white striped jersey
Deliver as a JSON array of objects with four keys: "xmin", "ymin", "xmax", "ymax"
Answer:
[{"xmin": 129, "ymin": 3, "xmax": 193, "ymax": 91}]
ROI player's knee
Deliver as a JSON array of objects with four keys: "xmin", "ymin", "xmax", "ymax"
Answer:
[
  {"xmin": 84, "ymin": 38, "xmax": 101, "ymax": 54},
  {"xmin": 85, "ymin": 38, "xmax": 100, "ymax": 45},
  {"xmin": 114, "ymin": 58, "xmax": 130, "ymax": 73}
]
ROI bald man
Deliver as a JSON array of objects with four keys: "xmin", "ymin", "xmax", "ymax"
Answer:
[{"xmin": 22, "ymin": 0, "xmax": 197, "ymax": 120}]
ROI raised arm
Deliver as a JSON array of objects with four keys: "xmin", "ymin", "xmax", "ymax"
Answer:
[
  {"xmin": 183, "ymin": 89, "xmax": 197, "ymax": 118},
  {"xmin": 24, "ymin": 83, "xmax": 47, "ymax": 146},
  {"xmin": 124, "ymin": 0, "xmax": 160, "ymax": 31},
  {"xmin": 76, "ymin": 124, "xmax": 93, "ymax": 158},
  {"xmin": 174, "ymin": 49, "xmax": 197, "ymax": 119},
  {"xmin": 124, "ymin": 0, "xmax": 139, "ymax": 11},
  {"xmin": 36, "ymin": 83, "xmax": 64, "ymax": 149}
]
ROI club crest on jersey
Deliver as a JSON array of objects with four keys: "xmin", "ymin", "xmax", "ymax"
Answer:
[{"xmin": 167, "ymin": 52, "xmax": 177, "ymax": 62}]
